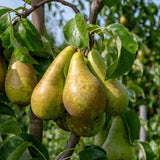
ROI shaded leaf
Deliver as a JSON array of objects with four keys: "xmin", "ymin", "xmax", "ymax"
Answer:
[
  {"xmin": 19, "ymin": 133, "xmax": 49, "ymax": 160},
  {"xmin": 102, "ymin": 0, "xmax": 120, "ymax": 8},
  {"xmin": 0, "ymin": 120, "xmax": 21, "ymax": 135},
  {"xmin": 15, "ymin": 19, "xmax": 52, "ymax": 57},
  {"xmin": 122, "ymin": 108, "xmax": 140, "ymax": 144},
  {"xmin": 78, "ymin": 145, "xmax": 108, "ymax": 160},
  {"xmin": 8, "ymin": 14, "xmax": 38, "ymax": 64},
  {"xmin": 63, "ymin": 13, "xmax": 90, "ymax": 49},
  {"xmin": 0, "ymin": 136, "xmax": 23, "ymax": 160},
  {"xmin": 0, "ymin": 101, "xmax": 15, "ymax": 117},
  {"xmin": 7, "ymin": 141, "xmax": 32, "ymax": 160},
  {"xmin": 139, "ymin": 142, "xmax": 155, "ymax": 160}
]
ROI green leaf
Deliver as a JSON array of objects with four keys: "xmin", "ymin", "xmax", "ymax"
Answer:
[
  {"xmin": 0, "ymin": 8, "xmax": 12, "ymax": 17},
  {"xmin": 122, "ymin": 108, "xmax": 140, "ymax": 144},
  {"xmin": 107, "ymin": 24, "xmax": 138, "ymax": 54},
  {"xmin": 0, "ymin": 136, "xmax": 23, "ymax": 160},
  {"xmin": 30, "ymin": 36, "xmax": 53, "ymax": 57},
  {"xmin": 139, "ymin": 142, "xmax": 155, "ymax": 160},
  {"xmin": 13, "ymin": 48, "xmax": 38, "ymax": 64},
  {"xmin": 105, "ymin": 24, "xmax": 138, "ymax": 79},
  {"xmin": 105, "ymin": 47, "xmax": 135, "ymax": 79},
  {"xmin": 102, "ymin": 0, "xmax": 119, "ymax": 8},
  {"xmin": 14, "ymin": 19, "xmax": 42, "ymax": 51},
  {"xmin": 8, "ymin": 14, "xmax": 38, "ymax": 64},
  {"xmin": 7, "ymin": 141, "xmax": 32, "ymax": 160},
  {"xmin": 0, "ymin": 101, "xmax": 15, "ymax": 117},
  {"xmin": 0, "ymin": 14, "xmax": 11, "ymax": 48},
  {"xmin": 128, "ymin": 84, "xmax": 145, "ymax": 99},
  {"xmin": 63, "ymin": 13, "xmax": 90, "ymax": 49},
  {"xmin": 14, "ymin": 19, "xmax": 52, "ymax": 57},
  {"xmin": 19, "ymin": 133, "xmax": 49, "ymax": 160},
  {"xmin": 0, "ymin": 120, "xmax": 21, "ymax": 136},
  {"xmin": 78, "ymin": 145, "xmax": 108, "ymax": 160},
  {"xmin": 87, "ymin": 24, "xmax": 104, "ymax": 40}
]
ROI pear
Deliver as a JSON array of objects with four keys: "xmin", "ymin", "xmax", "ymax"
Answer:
[
  {"xmin": 5, "ymin": 52, "xmax": 37, "ymax": 106},
  {"xmin": 102, "ymin": 116, "xmax": 136, "ymax": 160},
  {"xmin": 94, "ymin": 116, "xmax": 112, "ymax": 147},
  {"xmin": 63, "ymin": 51, "xmax": 106, "ymax": 119},
  {"xmin": 56, "ymin": 111, "xmax": 105, "ymax": 137},
  {"xmin": 0, "ymin": 56, "xmax": 5, "ymax": 92},
  {"xmin": 31, "ymin": 46, "xmax": 75, "ymax": 120},
  {"xmin": 88, "ymin": 49, "xmax": 129, "ymax": 116}
]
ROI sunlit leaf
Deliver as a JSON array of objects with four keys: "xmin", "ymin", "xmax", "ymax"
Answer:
[
  {"xmin": 105, "ymin": 24, "xmax": 138, "ymax": 79},
  {"xmin": 63, "ymin": 13, "xmax": 90, "ymax": 49}
]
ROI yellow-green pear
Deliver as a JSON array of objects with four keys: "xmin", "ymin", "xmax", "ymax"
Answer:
[
  {"xmin": 31, "ymin": 46, "xmax": 75, "ymax": 120},
  {"xmin": 0, "ymin": 56, "xmax": 5, "ymax": 92},
  {"xmin": 56, "ymin": 111, "xmax": 105, "ymax": 137},
  {"xmin": 102, "ymin": 116, "xmax": 136, "ymax": 160},
  {"xmin": 88, "ymin": 49, "xmax": 129, "ymax": 116},
  {"xmin": 5, "ymin": 52, "xmax": 37, "ymax": 106},
  {"xmin": 63, "ymin": 51, "xmax": 106, "ymax": 119}
]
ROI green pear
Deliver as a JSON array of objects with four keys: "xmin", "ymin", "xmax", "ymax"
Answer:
[
  {"xmin": 63, "ymin": 51, "xmax": 106, "ymax": 119},
  {"xmin": 102, "ymin": 116, "xmax": 136, "ymax": 160},
  {"xmin": 56, "ymin": 111, "xmax": 105, "ymax": 137},
  {"xmin": 94, "ymin": 116, "xmax": 112, "ymax": 147},
  {"xmin": 88, "ymin": 49, "xmax": 129, "ymax": 116},
  {"xmin": 0, "ymin": 56, "xmax": 5, "ymax": 92},
  {"xmin": 5, "ymin": 52, "xmax": 37, "ymax": 106},
  {"xmin": 31, "ymin": 46, "xmax": 75, "ymax": 120}
]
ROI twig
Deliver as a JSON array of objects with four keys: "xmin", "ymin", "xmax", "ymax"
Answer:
[
  {"xmin": 56, "ymin": 133, "xmax": 80, "ymax": 160},
  {"xmin": 85, "ymin": 0, "xmax": 104, "ymax": 54},
  {"xmin": 22, "ymin": 0, "xmax": 80, "ymax": 18}
]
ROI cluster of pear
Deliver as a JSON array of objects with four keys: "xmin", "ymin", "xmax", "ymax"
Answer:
[{"xmin": 1, "ymin": 46, "xmax": 136, "ymax": 159}]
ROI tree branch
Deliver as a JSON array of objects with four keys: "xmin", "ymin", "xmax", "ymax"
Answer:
[
  {"xmin": 88, "ymin": 0, "xmax": 104, "ymax": 25},
  {"xmin": 22, "ymin": 0, "xmax": 80, "ymax": 18},
  {"xmin": 56, "ymin": 133, "xmax": 80, "ymax": 160}
]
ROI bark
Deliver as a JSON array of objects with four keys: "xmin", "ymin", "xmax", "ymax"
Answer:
[
  {"xmin": 29, "ymin": 0, "xmax": 44, "ymax": 142},
  {"xmin": 56, "ymin": 133, "xmax": 80, "ymax": 160}
]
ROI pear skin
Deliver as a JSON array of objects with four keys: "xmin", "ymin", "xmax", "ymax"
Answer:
[
  {"xmin": 5, "ymin": 53, "xmax": 37, "ymax": 106},
  {"xmin": 0, "ymin": 56, "xmax": 5, "ymax": 92},
  {"xmin": 56, "ymin": 111, "xmax": 105, "ymax": 137},
  {"xmin": 63, "ymin": 51, "xmax": 106, "ymax": 119},
  {"xmin": 88, "ymin": 49, "xmax": 129, "ymax": 116},
  {"xmin": 102, "ymin": 116, "xmax": 136, "ymax": 160},
  {"xmin": 103, "ymin": 79, "xmax": 129, "ymax": 116},
  {"xmin": 31, "ymin": 46, "xmax": 75, "ymax": 120}
]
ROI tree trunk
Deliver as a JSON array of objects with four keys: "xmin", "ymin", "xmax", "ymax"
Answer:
[
  {"xmin": 139, "ymin": 105, "xmax": 147, "ymax": 160},
  {"xmin": 29, "ymin": 0, "xmax": 44, "ymax": 142}
]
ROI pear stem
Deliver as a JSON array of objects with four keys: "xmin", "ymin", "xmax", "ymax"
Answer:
[{"xmin": 56, "ymin": 133, "xmax": 80, "ymax": 160}]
